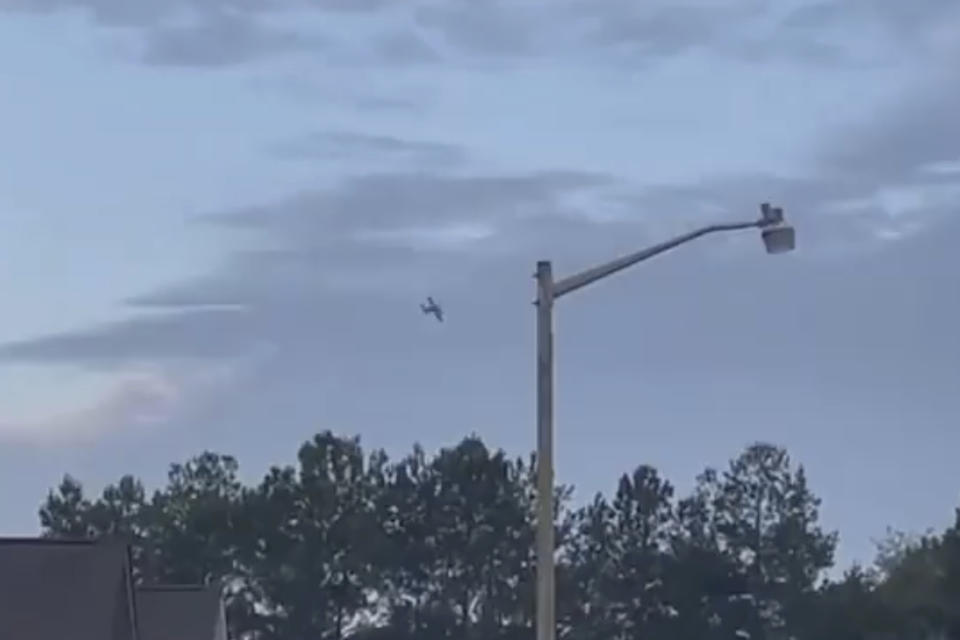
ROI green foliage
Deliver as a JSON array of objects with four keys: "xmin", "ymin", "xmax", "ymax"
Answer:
[
  {"xmin": 870, "ymin": 513, "xmax": 960, "ymax": 640},
  {"xmin": 712, "ymin": 443, "xmax": 837, "ymax": 634},
  {"xmin": 38, "ymin": 434, "xmax": 960, "ymax": 640}
]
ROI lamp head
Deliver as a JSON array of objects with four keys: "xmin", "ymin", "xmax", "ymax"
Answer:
[{"xmin": 759, "ymin": 203, "xmax": 795, "ymax": 254}]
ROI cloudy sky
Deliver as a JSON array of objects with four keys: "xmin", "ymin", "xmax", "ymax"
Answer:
[{"xmin": 1, "ymin": 0, "xmax": 959, "ymax": 567}]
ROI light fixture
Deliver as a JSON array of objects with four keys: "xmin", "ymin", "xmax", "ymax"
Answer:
[{"xmin": 759, "ymin": 202, "xmax": 795, "ymax": 254}]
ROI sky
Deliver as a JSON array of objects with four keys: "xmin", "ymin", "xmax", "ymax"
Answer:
[{"xmin": 1, "ymin": 0, "xmax": 959, "ymax": 569}]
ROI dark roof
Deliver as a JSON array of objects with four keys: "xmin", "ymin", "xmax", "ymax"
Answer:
[
  {"xmin": 136, "ymin": 585, "xmax": 224, "ymax": 640},
  {"xmin": 0, "ymin": 538, "xmax": 138, "ymax": 640}
]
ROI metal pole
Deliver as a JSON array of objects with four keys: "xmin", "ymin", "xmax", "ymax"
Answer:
[
  {"xmin": 535, "ymin": 260, "xmax": 556, "ymax": 640},
  {"xmin": 529, "ymin": 207, "xmax": 790, "ymax": 640},
  {"xmin": 552, "ymin": 221, "xmax": 761, "ymax": 299}
]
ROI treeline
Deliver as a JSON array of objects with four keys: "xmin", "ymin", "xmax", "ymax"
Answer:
[{"xmin": 40, "ymin": 432, "xmax": 960, "ymax": 640}]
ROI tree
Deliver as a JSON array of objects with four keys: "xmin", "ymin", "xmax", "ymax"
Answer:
[
  {"xmin": 56, "ymin": 433, "xmax": 960, "ymax": 640},
  {"xmin": 567, "ymin": 494, "xmax": 618, "ymax": 640},
  {"xmin": 143, "ymin": 452, "xmax": 245, "ymax": 584},
  {"xmin": 802, "ymin": 566, "xmax": 894, "ymax": 640},
  {"xmin": 242, "ymin": 432, "xmax": 385, "ymax": 640},
  {"xmin": 39, "ymin": 453, "xmax": 254, "ymax": 637},
  {"xmin": 712, "ymin": 443, "xmax": 837, "ymax": 637},
  {"xmin": 666, "ymin": 468, "xmax": 762, "ymax": 640},
  {"xmin": 41, "ymin": 474, "xmax": 146, "ymax": 539},
  {"xmin": 873, "ymin": 512, "xmax": 960, "ymax": 640},
  {"xmin": 566, "ymin": 466, "xmax": 676, "ymax": 640},
  {"xmin": 40, "ymin": 473, "xmax": 154, "ymax": 576},
  {"xmin": 374, "ymin": 437, "xmax": 539, "ymax": 640}
]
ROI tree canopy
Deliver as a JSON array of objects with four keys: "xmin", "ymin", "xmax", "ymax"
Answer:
[{"xmin": 39, "ymin": 432, "xmax": 960, "ymax": 640}]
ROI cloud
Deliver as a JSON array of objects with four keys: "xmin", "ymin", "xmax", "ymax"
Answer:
[
  {"xmin": 780, "ymin": 0, "xmax": 960, "ymax": 66},
  {"xmin": 0, "ymin": 168, "xmax": 615, "ymax": 363},
  {"xmin": 0, "ymin": 352, "xmax": 266, "ymax": 446},
  {"xmin": 0, "ymin": 372, "xmax": 178, "ymax": 445},
  {"xmin": 0, "ymin": 308, "xmax": 265, "ymax": 363},
  {"xmin": 205, "ymin": 170, "xmax": 613, "ymax": 246},
  {"xmin": 4, "ymin": 36, "xmax": 959, "ymax": 367},
  {"xmin": 3, "ymin": 52, "xmax": 959, "ymax": 366},
  {"xmin": 6, "ymin": 0, "xmax": 952, "ymax": 68},
  {"xmin": 139, "ymin": 11, "xmax": 328, "ymax": 67},
  {"xmin": 0, "ymin": 0, "xmax": 388, "ymax": 67},
  {"xmin": 0, "ymin": 0, "xmax": 389, "ymax": 26},
  {"xmin": 268, "ymin": 131, "xmax": 466, "ymax": 168},
  {"xmin": 819, "ymin": 70, "xmax": 960, "ymax": 184},
  {"xmin": 408, "ymin": 0, "xmax": 954, "ymax": 67},
  {"xmin": 355, "ymin": 222, "xmax": 496, "ymax": 251},
  {"xmin": 0, "ymin": 45, "xmax": 957, "ymax": 445},
  {"xmin": 411, "ymin": 0, "xmax": 782, "ymax": 63},
  {"xmin": 784, "ymin": 0, "xmax": 960, "ymax": 47},
  {"xmin": 0, "ymin": 167, "xmax": 949, "ymax": 370},
  {"xmin": 575, "ymin": 1, "xmax": 764, "ymax": 57},
  {"xmin": 414, "ymin": 1, "xmax": 539, "ymax": 57},
  {"xmin": 249, "ymin": 73, "xmax": 438, "ymax": 113},
  {"xmin": 369, "ymin": 29, "xmax": 440, "ymax": 66}
]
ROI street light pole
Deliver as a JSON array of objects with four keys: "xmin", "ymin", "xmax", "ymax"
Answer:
[
  {"xmin": 535, "ymin": 259, "xmax": 555, "ymax": 640},
  {"xmin": 533, "ymin": 204, "xmax": 794, "ymax": 640}
]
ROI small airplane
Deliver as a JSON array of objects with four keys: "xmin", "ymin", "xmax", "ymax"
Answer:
[{"xmin": 420, "ymin": 296, "xmax": 444, "ymax": 323}]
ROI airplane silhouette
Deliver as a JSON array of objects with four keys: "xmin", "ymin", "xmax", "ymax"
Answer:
[{"xmin": 420, "ymin": 296, "xmax": 444, "ymax": 322}]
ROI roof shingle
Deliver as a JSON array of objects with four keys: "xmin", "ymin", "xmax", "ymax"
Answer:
[
  {"xmin": 136, "ymin": 585, "xmax": 225, "ymax": 640},
  {"xmin": 0, "ymin": 538, "xmax": 137, "ymax": 640}
]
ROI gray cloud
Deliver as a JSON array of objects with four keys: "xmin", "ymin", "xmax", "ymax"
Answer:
[
  {"xmin": 139, "ymin": 12, "xmax": 328, "ymax": 67},
  {"xmin": 408, "ymin": 0, "xmax": 953, "ymax": 66},
  {"xmin": 1, "ymin": 167, "xmax": 952, "ymax": 369},
  {"xmin": 4, "ymin": 47, "xmax": 959, "ymax": 367},
  {"xmin": 577, "ymin": 1, "xmax": 762, "ymax": 57},
  {"xmin": 0, "ymin": 168, "xmax": 615, "ymax": 364},
  {"xmin": 349, "ymin": 93, "xmax": 432, "ymax": 112},
  {"xmin": 371, "ymin": 30, "xmax": 441, "ymax": 66},
  {"xmin": 5, "ymin": 52, "xmax": 960, "ymax": 366},
  {"xmin": 250, "ymin": 74, "xmax": 438, "ymax": 113},
  {"xmin": 7, "ymin": 0, "xmax": 951, "ymax": 68},
  {"xmin": 784, "ymin": 0, "xmax": 959, "ymax": 42},
  {"xmin": 0, "ymin": 308, "xmax": 260, "ymax": 363},
  {"xmin": 0, "ymin": 0, "xmax": 388, "ymax": 67},
  {"xmin": 820, "ymin": 73, "xmax": 960, "ymax": 184},
  {"xmin": 414, "ymin": 1, "xmax": 538, "ymax": 57},
  {"xmin": 0, "ymin": 372, "xmax": 179, "ymax": 445},
  {"xmin": 409, "ymin": 0, "xmax": 769, "ymax": 63},
  {"xmin": 0, "ymin": 0, "xmax": 389, "ymax": 25},
  {"xmin": 0, "ymin": 0, "xmax": 170, "ymax": 27},
  {"xmin": 206, "ymin": 170, "xmax": 613, "ymax": 243},
  {"xmin": 268, "ymin": 131, "xmax": 466, "ymax": 168},
  {"xmin": 781, "ymin": 0, "xmax": 960, "ymax": 65},
  {"xmin": 411, "ymin": 0, "xmax": 785, "ymax": 64},
  {"xmin": 1, "ymin": 61, "xmax": 958, "ymax": 404}
]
